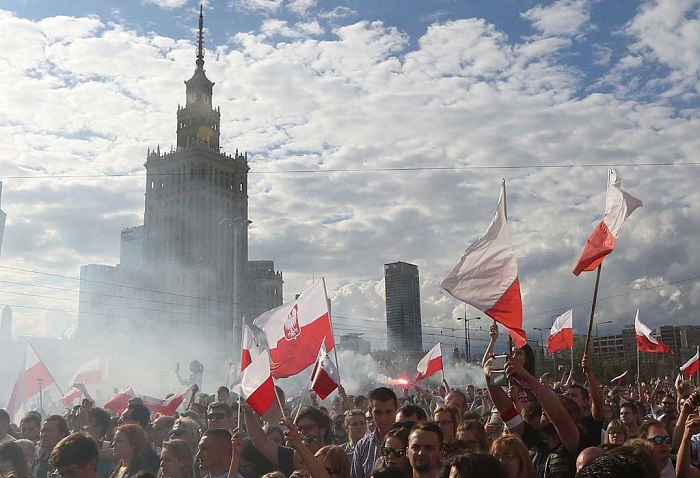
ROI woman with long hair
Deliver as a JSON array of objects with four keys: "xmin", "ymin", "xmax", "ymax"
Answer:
[
  {"xmin": 0, "ymin": 441, "xmax": 30, "ymax": 478},
  {"xmin": 489, "ymin": 435, "xmax": 535, "ymax": 478},
  {"xmin": 377, "ymin": 427, "xmax": 411, "ymax": 478},
  {"xmin": 109, "ymin": 424, "xmax": 155, "ymax": 478},
  {"xmin": 158, "ymin": 440, "xmax": 193, "ymax": 478},
  {"xmin": 604, "ymin": 419, "xmax": 629, "ymax": 446},
  {"xmin": 433, "ymin": 406, "xmax": 460, "ymax": 442},
  {"xmin": 168, "ymin": 418, "xmax": 200, "ymax": 457},
  {"xmin": 315, "ymin": 446, "xmax": 350, "ymax": 478}
]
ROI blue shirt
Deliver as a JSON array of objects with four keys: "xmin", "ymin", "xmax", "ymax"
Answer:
[{"xmin": 351, "ymin": 429, "xmax": 380, "ymax": 478}]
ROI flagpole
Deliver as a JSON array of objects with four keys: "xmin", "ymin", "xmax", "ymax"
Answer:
[
  {"xmin": 570, "ymin": 345, "xmax": 574, "ymax": 374},
  {"xmin": 38, "ymin": 378, "xmax": 44, "ymax": 411},
  {"xmin": 274, "ymin": 384, "xmax": 287, "ymax": 421},
  {"xmin": 583, "ymin": 265, "xmax": 603, "ymax": 355},
  {"xmin": 502, "ymin": 178, "xmax": 515, "ymax": 357},
  {"xmin": 636, "ymin": 346, "xmax": 640, "ymax": 386},
  {"xmin": 321, "ymin": 278, "xmax": 342, "ymax": 379},
  {"xmin": 696, "ymin": 345, "xmax": 699, "ymax": 386}
]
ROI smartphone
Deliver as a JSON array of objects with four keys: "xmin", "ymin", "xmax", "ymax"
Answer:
[{"xmin": 490, "ymin": 354, "xmax": 508, "ymax": 386}]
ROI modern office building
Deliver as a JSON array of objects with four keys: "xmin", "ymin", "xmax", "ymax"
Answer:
[{"xmin": 384, "ymin": 261, "xmax": 422, "ymax": 352}]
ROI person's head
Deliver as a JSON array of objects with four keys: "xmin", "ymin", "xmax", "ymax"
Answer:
[
  {"xmin": 658, "ymin": 413, "xmax": 677, "ymax": 437},
  {"xmin": 354, "ymin": 395, "xmax": 368, "ymax": 411},
  {"xmin": 150, "ymin": 416, "xmax": 175, "ymax": 448},
  {"xmin": 539, "ymin": 396, "xmax": 578, "ymax": 438},
  {"xmin": 159, "ymin": 439, "xmax": 194, "ymax": 478},
  {"xmin": 575, "ymin": 447, "xmax": 605, "ymax": 472},
  {"xmin": 189, "ymin": 360, "xmax": 203, "ymax": 374},
  {"xmin": 215, "ymin": 387, "xmax": 230, "ymax": 404},
  {"xmin": 263, "ymin": 424, "xmax": 285, "ymax": 446},
  {"xmin": 0, "ymin": 441, "xmax": 30, "ymax": 478},
  {"xmin": 601, "ymin": 403, "xmax": 614, "ymax": 424},
  {"xmin": 639, "ymin": 419, "xmax": 671, "ymax": 468},
  {"xmin": 40, "ymin": 415, "xmax": 70, "ymax": 452},
  {"xmin": 13, "ymin": 439, "xmax": 36, "ymax": 466},
  {"xmin": 605, "ymin": 419, "xmax": 629, "ymax": 445},
  {"xmin": 112, "ymin": 424, "xmax": 147, "ymax": 464},
  {"xmin": 343, "ymin": 410, "xmax": 367, "ymax": 444},
  {"xmin": 48, "ymin": 433, "xmax": 99, "ymax": 478},
  {"xmin": 438, "ymin": 452, "xmax": 507, "ymax": 478},
  {"xmin": 170, "ymin": 417, "xmax": 200, "ymax": 454},
  {"xmin": 606, "ymin": 443, "xmax": 658, "ymax": 478},
  {"xmin": 659, "ymin": 394, "xmax": 675, "ymax": 416},
  {"xmin": 455, "ymin": 422, "xmax": 487, "ymax": 453},
  {"xmin": 369, "ymin": 388, "xmax": 398, "ymax": 436},
  {"xmin": 407, "ymin": 422, "xmax": 444, "ymax": 477},
  {"xmin": 619, "ymin": 402, "xmax": 640, "ymax": 429},
  {"xmin": 510, "ymin": 344, "xmax": 535, "ymax": 377},
  {"xmin": 396, "ymin": 404, "xmax": 427, "ymax": 425},
  {"xmin": 87, "ymin": 408, "xmax": 111, "ymax": 441},
  {"xmin": 315, "ymin": 445, "xmax": 350, "ymax": 478},
  {"xmin": 0, "ymin": 410, "xmax": 9, "ymax": 438},
  {"xmin": 380, "ymin": 427, "xmax": 410, "ymax": 473},
  {"xmin": 490, "ymin": 435, "xmax": 535, "ymax": 478},
  {"xmin": 206, "ymin": 402, "xmax": 235, "ymax": 431},
  {"xmin": 563, "ymin": 384, "xmax": 590, "ymax": 414},
  {"xmin": 196, "ymin": 429, "xmax": 232, "ymax": 475},
  {"xmin": 520, "ymin": 402, "xmax": 542, "ymax": 429},
  {"xmin": 444, "ymin": 391, "xmax": 467, "ymax": 418},
  {"xmin": 19, "ymin": 414, "xmax": 41, "ymax": 442},
  {"xmin": 576, "ymin": 453, "xmax": 657, "ymax": 478},
  {"xmin": 295, "ymin": 407, "xmax": 330, "ymax": 445},
  {"xmin": 120, "ymin": 404, "xmax": 151, "ymax": 429},
  {"xmin": 433, "ymin": 406, "xmax": 460, "ymax": 442}
]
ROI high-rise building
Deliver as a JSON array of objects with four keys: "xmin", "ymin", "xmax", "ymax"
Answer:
[
  {"xmin": 384, "ymin": 261, "xmax": 422, "ymax": 352},
  {"xmin": 77, "ymin": 8, "xmax": 282, "ymax": 359}
]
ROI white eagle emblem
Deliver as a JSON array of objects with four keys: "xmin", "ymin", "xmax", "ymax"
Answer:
[{"xmin": 283, "ymin": 304, "xmax": 301, "ymax": 341}]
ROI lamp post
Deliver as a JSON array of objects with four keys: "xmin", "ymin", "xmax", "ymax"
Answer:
[
  {"xmin": 220, "ymin": 218, "xmax": 252, "ymax": 357},
  {"xmin": 457, "ymin": 314, "xmax": 481, "ymax": 363}
]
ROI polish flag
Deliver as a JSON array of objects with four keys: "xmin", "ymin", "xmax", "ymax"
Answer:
[
  {"xmin": 311, "ymin": 342, "xmax": 341, "ymax": 400},
  {"xmin": 237, "ymin": 349, "xmax": 275, "ymax": 416},
  {"xmin": 680, "ymin": 348, "xmax": 699, "ymax": 378},
  {"xmin": 103, "ymin": 387, "xmax": 135, "ymax": 414},
  {"xmin": 610, "ymin": 370, "xmax": 628, "ymax": 384},
  {"xmin": 253, "ymin": 279, "xmax": 334, "ymax": 378},
  {"xmin": 635, "ymin": 310, "xmax": 673, "ymax": 354},
  {"xmin": 7, "ymin": 342, "xmax": 64, "ymax": 423},
  {"xmin": 548, "ymin": 310, "xmax": 573, "ymax": 353},
  {"xmin": 141, "ymin": 385, "xmax": 193, "ymax": 416},
  {"xmin": 573, "ymin": 169, "xmax": 642, "ymax": 275},
  {"xmin": 414, "ymin": 343, "xmax": 443, "ymax": 383},
  {"xmin": 241, "ymin": 323, "xmax": 264, "ymax": 371},
  {"xmin": 68, "ymin": 357, "xmax": 102, "ymax": 386},
  {"xmin": 440, "ymin": 180, "xmax": 527, "ymax": 348},
  {"xmin": 60, "ymin": 383, "xmax": 94, "ymax": 407}
]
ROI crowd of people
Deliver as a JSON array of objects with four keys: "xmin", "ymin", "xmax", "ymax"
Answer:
[{"xmin": 1, "ymin": 329, "xmax": 699, "ymax": 478}]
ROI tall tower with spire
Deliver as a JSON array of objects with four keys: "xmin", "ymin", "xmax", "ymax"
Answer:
[{"xmin": 142, "ymin": 6, "xmax": 251, "ymax": 355}]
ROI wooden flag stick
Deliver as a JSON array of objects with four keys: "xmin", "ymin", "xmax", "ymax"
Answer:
[
  {"xmin": 274, "ymin": 385, "xmax": 287, "ymax": 421},
  {"xmin": 583, "ymin": 264, "xmax": 603, "ymax": 355}
]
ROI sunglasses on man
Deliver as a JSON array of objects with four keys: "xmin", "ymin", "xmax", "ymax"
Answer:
[{"xmin": 647, "ymin": 435, "xmax": 672, "ymax": 446}]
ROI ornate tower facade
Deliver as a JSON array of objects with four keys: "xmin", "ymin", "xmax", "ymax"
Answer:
[{"xmin": 142, "ymin": 7, "xmax": 249, "ymax": 354}]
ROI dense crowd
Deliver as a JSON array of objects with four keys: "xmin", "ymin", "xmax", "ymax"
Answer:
[{"xmin": 1, "ymin": 332, "xmax": 700, "ymax": 478}]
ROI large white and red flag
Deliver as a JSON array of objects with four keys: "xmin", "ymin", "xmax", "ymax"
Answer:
[
  {"xmin": 680, "ymin": 347, "xmax": 699, "ymax": 378},
  {"xmin": 253, "ymin": 279, "xmax": 334, "ymax": 378},
  {"xmin": 414, "ymin": 343, "xmax": 443, "ymax": 383},
  {"xmin": 573, "ymin": 169, "xmax": 642, "ymax": 276},
  {"xmin": 548, "ymin": 310, "xmax": 574, "ymax": 353},
  {"xmin": 440, "ymin": 180, "xmax": 527, "ymax": 348},
  {"xmin": 103, "ymin": 387, "xmax": 135, "ymax": 414},
  {"xmin": 7, "ymin": 342, "xmax": 64, "ymax": 423},
  {"xmin": 311, "ymin": 341, "xmax": 341, "ymax": 400},
  {"xmin": 61, "ymin": 357, "xmax": 103, "ymax": 406},
  {"xmin": 236, "ymin": 348, "xmax": 275, "ymax": 416},
  {"xmin": 634, "ymin": 310, "xmax": 673, "ymax": 354},
  {"xmin": 241, "ymin": 323, "xmax": 264, "ymax": 371}
]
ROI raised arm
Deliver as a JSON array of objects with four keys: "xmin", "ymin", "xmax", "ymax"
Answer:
[
  {"xmin": 243, "ymin": 404, "xmax": 280, "ymax": 466},
  {"xmin": 484, "ymin": 356, "xmax": 523, "ymax": 436},
  {"xmin": 283, "ymin": 420, "xmax": 332, "ymax": 478},
  {"xmin": 673, "ymin": 391, "xmax": 699, "ymax": 453},
  {"xmin": 228, "ymin": 428, "xmax": 243, "ymax": 478},
  {"xmin": 582, "ymin": 354, "xmax": 604, "ymax": 421},
  {"xmin": 507, "ymin": 361, "xmax": 580, "ymax": 454},
  {"xmin": 676, "ymin": 416, "xmax": 700, "ymax": 478},
  {"xmin": 337, "ymin": 384, "xmax": 353, "ymax": 412},
  {"xmin": 482, "ymin": 322, "xmax": 499, "ymax": 367}
]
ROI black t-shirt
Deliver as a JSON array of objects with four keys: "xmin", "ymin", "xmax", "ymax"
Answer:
[
  {"xmin": 579, "ymin": 415, "xmax": 603, "ymax": 447},
  {"xmin": 521, "ymin": 422, "xmax": 578, "ymax": 478}
]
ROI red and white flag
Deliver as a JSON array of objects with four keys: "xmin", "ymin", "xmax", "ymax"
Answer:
[
  {"xmin": 440, "ymin": 180, "xmax": 527, "ymax": 348},
  {"xmin": 7, "ymin": 342, "xmax": 64, "ymax": 423},
  {"xmin": 635, "ymin": 310, "xmax": 673, "ymax": 354},
  {"xmin": 548, "ymin": 310, "xmax": 573, "ymax": 353},
  {"xmin": 253, "ymin": 279, "xmax": 334, "ymax": 378},
  {"xmin": 103, "ymin": 387, "xmax": 135, "ymax": 414},
  {"xmin": 69, "ymin": 357, "xmax": 102, "ymax": 385},
  {"xmin": 680, "ymin": 347, "xmax": 699, "ymax": 378},
  {"xmin": 311, "ymin": 342, "xmax": 341, "ymax": 400},
  {"xmin": 414, "ymin": 343, "xmax": 443, "ymax": 383},
  {"xmin": 241, "ymin": 323, "xmax": 264, "ymax": 371},
  {"xmin": 610, "ymin": 370, "xmax": 628, "ymax": 384},
  {"xmin": 236, "ymin": 349, "xmax": 275, "ymax": 416},
  {"xmin": 61, "ymin": 383, "xmax": 94, "ymax": 407},
  {"xmin": 573, "ymin": 169, "xmax": 642, "ymax": 276}
]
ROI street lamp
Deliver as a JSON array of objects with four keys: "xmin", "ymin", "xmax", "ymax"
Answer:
[
  {"xmin": 534, "ymin": 327, "xmax": 547, "ymax": 361},
  {"xmin": 457, "ymin": 315, "xmax": 481, "ymax": 363},
  {"xmin": 220, "ymin": 218, "xmax": 252, "ymax": 357}
]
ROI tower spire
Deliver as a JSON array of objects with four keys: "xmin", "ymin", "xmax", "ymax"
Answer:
[{"xmin": 196, "ymin": 4, "xmax": 204, "ymax": 69}]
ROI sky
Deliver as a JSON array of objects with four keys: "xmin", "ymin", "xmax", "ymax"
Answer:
[{"xmin": 0, "ymin": 0, "xmax": 699, "ymax": 356}]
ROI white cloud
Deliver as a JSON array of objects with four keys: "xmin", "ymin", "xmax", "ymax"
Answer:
[
  {"xmin": 288, "ymin": 0, "xmax": 316, "ymax": 16},
  {"xmin": 522, "ymin": 0, "xmax": 591, "ymax": 37},
  {"xmin": 143, "ymin": 0, "xmax": 189, "ymax": 9}
]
